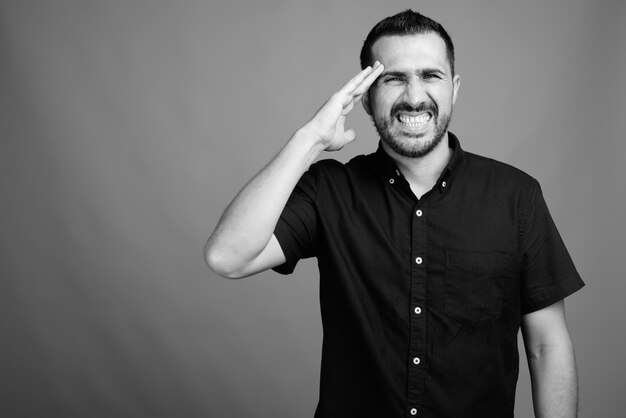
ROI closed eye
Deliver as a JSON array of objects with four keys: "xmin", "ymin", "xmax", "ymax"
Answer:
[
  {"xmin": 382, "ymin": 76, "xmax": 405, "ymax": 84},
  {"xmin": 423, "ymin": 73, "xmax": 442, "ymax": 80}
]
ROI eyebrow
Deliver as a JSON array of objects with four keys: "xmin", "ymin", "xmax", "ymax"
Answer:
[
  {"xmin": 420, "ymin": 68, "xmax": 446, "ymax": 75},
  {"xmin": 380, "ymin": 68, "xmax": 446, "ymax": 78},
  {"xmin": 379, "ymin": 71, "xmax": 407, "ymax": 78}
]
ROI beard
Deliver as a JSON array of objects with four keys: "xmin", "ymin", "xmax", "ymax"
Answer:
[{"xmin": 373, "ymin": 101, "xmax": 452, "ymax": 159}]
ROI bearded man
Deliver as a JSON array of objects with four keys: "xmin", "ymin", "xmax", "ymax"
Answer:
[{"xmin": 205, "ymin": 10, "xmax": 584, "ymax": 418}]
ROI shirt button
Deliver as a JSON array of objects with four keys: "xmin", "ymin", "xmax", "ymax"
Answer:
[
  {"xmin": 389, "ymin": 178, "xmax": 395, "ymax": 184},
  {"xmin": 442, "ymin": 181, "xmax": 447, "ymax": 188},
  {"xmin": 415, "ymin": 257, "xmax": 423, "ymax": 264},
  {"xmin": 414, "ymin": 306, "xmax": 422, "ymax": 315},
  {"xmin": 410, "ymin": 408, "xmax": 418, "ymax": 415},
  {"xmin": 416, "ymin": 209, "xmax": 423, "ymax": 217},
  {"xmin": 413, "ymin": 357, "xmax": 421, "ymax": 365}
]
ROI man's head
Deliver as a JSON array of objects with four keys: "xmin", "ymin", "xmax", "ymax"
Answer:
[
  {"xmin": 360, "ymin": 10, "xmax": 455, "ymax": 75},
  {"xmin": 361, "ymin": 10, "xmax": 460, "ymax": 159}
]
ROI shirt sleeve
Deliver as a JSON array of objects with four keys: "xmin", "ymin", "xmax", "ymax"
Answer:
[
  {"xmin": 519, "ymin": 179, "xmax": 585, "ymax": 314},
  {"xmin": 271, "ymin": 162, "xmax": 323, "ymax": 275}
]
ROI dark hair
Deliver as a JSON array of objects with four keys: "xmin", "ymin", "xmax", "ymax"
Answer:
[{"xmin": 359, "ymin": 10, "xmax": 455, "ymax": 75}]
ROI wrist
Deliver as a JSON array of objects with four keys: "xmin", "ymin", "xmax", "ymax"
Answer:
[
  {"xmin": 289, "ymin": 126, "xmax": 327, "ymax": 165},
  {"xmin": 294, "ymin": 124, "xmax": 325, "ymax": 146}
]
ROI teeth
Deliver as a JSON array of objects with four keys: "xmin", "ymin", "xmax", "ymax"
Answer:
[{"xmin": 398, "ymin": 113, "xmax": 430, "ymax": 127}]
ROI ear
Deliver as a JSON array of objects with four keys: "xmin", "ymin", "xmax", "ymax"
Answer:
[
  {"xmin": 452, "ymin": 73, "xmax": 461, "ymax": 105},
  {"xmin": 362, "ymin": 90, "xmax": 372, "ymax": 115}
]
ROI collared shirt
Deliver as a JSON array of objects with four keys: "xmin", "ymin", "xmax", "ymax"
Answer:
[{"xmin": 273, "ymin": 133, "xmax": 584, "ymax": 418}]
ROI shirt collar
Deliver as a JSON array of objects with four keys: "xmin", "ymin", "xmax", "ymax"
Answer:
[{"xmin": 374, "ymin": 132, "xmax": 465, "ymax": 192}]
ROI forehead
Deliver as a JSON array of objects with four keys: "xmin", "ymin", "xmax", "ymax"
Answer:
[{"xmin": 371, "ymin": 33, "xmax": 450, "ymax": 73}]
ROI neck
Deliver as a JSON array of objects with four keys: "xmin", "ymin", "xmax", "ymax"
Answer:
[{"xmin": 382, "ymin": 133, "xmax": 452, "ymax": 198}]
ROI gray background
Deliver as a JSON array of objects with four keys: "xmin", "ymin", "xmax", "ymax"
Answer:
[{"xmin": 1, "ymin": 0, "xmax": 624, "ymax": 417}]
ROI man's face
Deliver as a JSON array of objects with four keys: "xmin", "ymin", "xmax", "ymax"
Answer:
[{"xmin": 364, "ymin": 33, "xmax": 460, "ymax": 159}]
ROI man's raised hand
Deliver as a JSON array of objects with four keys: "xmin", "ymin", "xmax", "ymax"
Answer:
[
  {"xmin": 205, "ymin": 62, "xmax": 383, "ymax": 279},
  {"xmin": 302, "ymin": 61, "xmax": 384, "ymax": 151}
]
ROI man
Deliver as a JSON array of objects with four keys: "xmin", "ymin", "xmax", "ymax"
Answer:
[{"xmin": 205, "ymin": 10, "xmax": 584, "ymax": 418}]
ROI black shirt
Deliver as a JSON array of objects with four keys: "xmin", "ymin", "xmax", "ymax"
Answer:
[{"xmin": 273, "ymin": 133, "xmax": 584, "ymax": 418}]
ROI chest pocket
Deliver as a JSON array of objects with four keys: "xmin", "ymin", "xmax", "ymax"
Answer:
[{"xmin": 445, "ymin": 250, "xmax": 510, "ymax": 326}]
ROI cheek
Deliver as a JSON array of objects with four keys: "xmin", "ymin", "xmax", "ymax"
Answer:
[
  {"xmin": 435, "ymin": 86, "xmax": 456, "ymax": 105},
  {"xmin": 370, "ymin": 89, "xmax": 398, "ymax": 114}
]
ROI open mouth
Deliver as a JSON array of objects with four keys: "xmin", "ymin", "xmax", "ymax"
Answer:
[{"xmin": 397, "ymin": 112, "xmax": 432, "ymax": 130}]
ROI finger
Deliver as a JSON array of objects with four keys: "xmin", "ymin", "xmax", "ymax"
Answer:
[
  {"xmin": 344, "ymin": 128, "xmax": 356, "ymax": 143},
  {"xmin": 342, "ymin": 100, "xmax": 355, "ymax": 115},
  {"xmin": 337, "ymin": 65, "xmax": 375, "ymax": 96},
  {"xmin": 351, "ymin": 62, "xmax": 384, "ymax": 97},
  {"xmin": 341, "ymin": 89, "xmax": 367, "ymax": 110},
  {"xmin": 340, "ymin": 62, "xmax": 382, "ymax": 106},
  {"xmin": 351, "ymin": 92, "xmax": 365, "ymax": 103}
]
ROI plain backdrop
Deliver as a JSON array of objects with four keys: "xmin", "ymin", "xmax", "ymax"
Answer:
[{"xmin": 1, "ymin": 0, "xmax": 625, "ymax": 417}]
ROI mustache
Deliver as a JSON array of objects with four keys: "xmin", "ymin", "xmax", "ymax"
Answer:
[{"xmin": 391, "ymin": 102, "xmax": 437, "ymax": 116}]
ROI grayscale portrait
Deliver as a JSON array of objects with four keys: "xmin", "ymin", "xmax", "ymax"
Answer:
[{"xmin": 1, "ymin": 1, "xmax": 624, "ymax": 417}]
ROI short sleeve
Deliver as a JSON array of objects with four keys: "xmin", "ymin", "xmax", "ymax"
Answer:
[
  {"xmin": 272, "ymin": 163, "xmax": 323, "ymax": 275},
  {"xmin": 519, "ymin": 180, "xmax": 585, "ymax": 314}
]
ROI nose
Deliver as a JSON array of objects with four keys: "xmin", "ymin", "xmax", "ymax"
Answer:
[{"xmin": 404, "ymin": 79, "xmax": 428, "ymax": 107}]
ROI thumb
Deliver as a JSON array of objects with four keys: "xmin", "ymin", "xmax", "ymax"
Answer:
[{"xmin": 344, "ymin": 128, "xmax": 357, "ymax": 143}]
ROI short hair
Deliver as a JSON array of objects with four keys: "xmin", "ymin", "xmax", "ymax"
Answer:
[{"xmin": 359, "ymin": 9, "xmax": 456, "ymax": 75}]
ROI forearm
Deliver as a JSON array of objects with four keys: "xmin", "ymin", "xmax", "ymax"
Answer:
[
  {"xmin": 527, "ymin": 330, "xmax": 578, "ymax": 417},
  {"xmin": 204, "ymin": 63, "xmax": 383, "ymax": 278},
  {"xmin": 204, "ymin": 128, "xmax": 325, "ymax": 277}
]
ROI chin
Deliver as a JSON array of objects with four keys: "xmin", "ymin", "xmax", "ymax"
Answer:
[{"xmin": 388, "ymin": 131, "xmax": 444, "ymax": 158}]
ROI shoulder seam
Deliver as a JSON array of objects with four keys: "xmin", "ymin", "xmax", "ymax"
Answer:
[{"xmin": 518, "ymin": 178, "xmax": 541, "ymax": 251}]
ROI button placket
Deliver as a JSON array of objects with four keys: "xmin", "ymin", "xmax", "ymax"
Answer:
[{"xmin": 408, "ymin": 201, "xmax": 427, "ymax": 414}]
